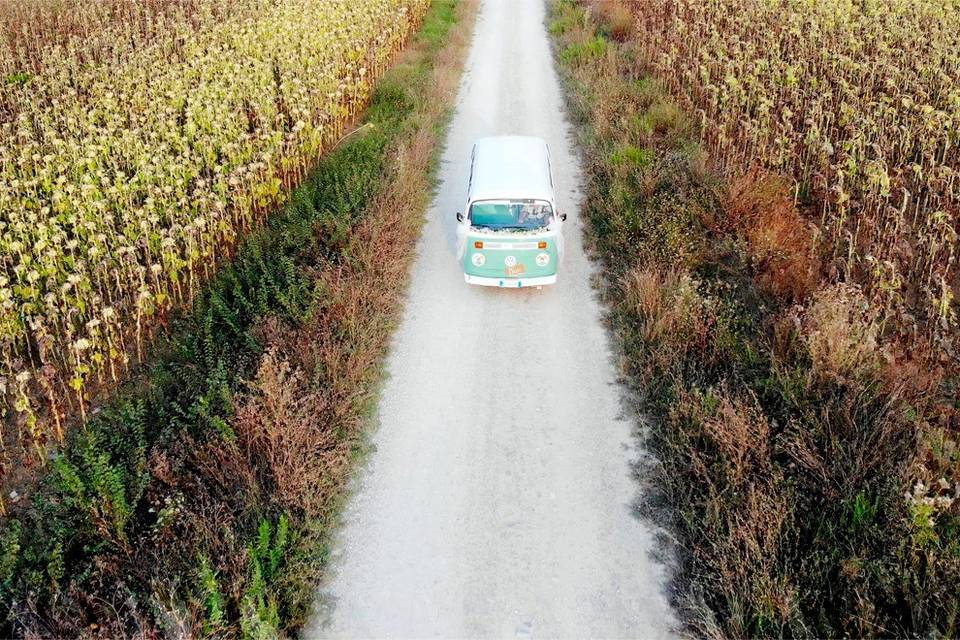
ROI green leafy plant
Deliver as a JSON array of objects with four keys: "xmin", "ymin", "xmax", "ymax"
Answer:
[
  {"xmin": 198, "ymin": 554, "xmax": 226, "ymax": 634},
  {"xmin": 240, "ymin": 515, "xmax": 290, "ymax": 639}
]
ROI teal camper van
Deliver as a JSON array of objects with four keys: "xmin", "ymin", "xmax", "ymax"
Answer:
[{"xmin": 456, "ymin": 136, "xmax": 566, "ymax": 287}]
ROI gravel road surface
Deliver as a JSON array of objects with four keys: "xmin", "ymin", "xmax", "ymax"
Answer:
[{"xmin": 309, "ymin": 0, "xmax": 676, "ymax": 636}]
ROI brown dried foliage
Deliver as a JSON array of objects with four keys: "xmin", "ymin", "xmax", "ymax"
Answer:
[
  {"xmin": 587, "ymin": 1, "xmax": 633, "ymax": 42},
  {"xmin": 621, "ymin": 266, "xmax": 715, "ymax": 372},
  {"xmin": 669, "ymin": 389, "xmax": 795, "ymax": 637},
  {"xmin": 553, "ymin": 0, "xmax": 960, "ymax": 635},
  {"xmin": 725, "ymin": 170, "xmax": 819, "ymax": 303},
  {"xmin": 0, "ymin": 0, "xmax": 216, "ymax": 68}
]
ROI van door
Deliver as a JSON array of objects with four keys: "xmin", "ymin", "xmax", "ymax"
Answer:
[{"xmin": 455, "ymin": 147, "xmax": 476, "ymax": 262}]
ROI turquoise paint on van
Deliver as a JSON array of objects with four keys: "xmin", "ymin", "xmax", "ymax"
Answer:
[{"xmin": 463, "ymin": 235, "xmax": 558, "ymax": 280}]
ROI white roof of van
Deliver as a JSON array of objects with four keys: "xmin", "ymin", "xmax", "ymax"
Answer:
[{"xmin": 468, "ymin": 136, "xmax": 554, "ymax": 204}]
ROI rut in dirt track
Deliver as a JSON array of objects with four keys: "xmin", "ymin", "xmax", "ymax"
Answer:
[{"xmin": 309, "ymin": 0, "xmax": 676, "ymax": 637}]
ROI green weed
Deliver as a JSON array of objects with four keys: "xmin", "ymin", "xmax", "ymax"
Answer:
[
  {"xmin": 560, "ymin": 36, "xmax": 608, "ymax": 66},
  {"xmin": 4, "ymin": 72, "xmax": 30, "ymax": 86}
]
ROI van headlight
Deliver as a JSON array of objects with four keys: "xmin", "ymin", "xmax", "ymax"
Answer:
[
  {"xmin": 472, "ymin": 253, "xmax": 485, "ymax": 266},
  {"xmin": 536, "ymin": 253, "xmax": 550, "ymax": 267}
]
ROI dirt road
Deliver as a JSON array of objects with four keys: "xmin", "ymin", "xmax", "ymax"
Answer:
[{"xmin": 309, "ymin": 0, "xmax": 676, "ymax": 636}]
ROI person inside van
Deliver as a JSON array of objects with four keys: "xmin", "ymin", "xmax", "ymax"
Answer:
[{"xmin": 518, "ymin": 203, "xmax": 552, "ymax": 227}]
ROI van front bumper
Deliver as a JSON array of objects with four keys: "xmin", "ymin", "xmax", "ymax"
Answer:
[{"xmin": 464, "ymin": 273, "xmax": 557, "ymax": 288}]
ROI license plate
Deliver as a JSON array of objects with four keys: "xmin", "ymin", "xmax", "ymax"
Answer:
[{"xmin": 505, "ymin": 264, "xmax": 526, "ymax": 277}]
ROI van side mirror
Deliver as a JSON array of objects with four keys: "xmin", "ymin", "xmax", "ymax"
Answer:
[
  {"xmin": 560, "ymin": 212, "xmax": 568, "ymax": 222},
  {"xmin": 456, "ymin": 212, "xmax": 464, "ymax": 222}
]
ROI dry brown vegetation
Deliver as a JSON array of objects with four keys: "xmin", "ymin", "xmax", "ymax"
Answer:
[
  {"xmin": 552, "ymin": 0, "xmax": 959, "ymax": 636},
  {"xmin": 233, "ymin": 123, "xmax": 442, "ymax": 520},
  {"xmin": 626, "ymin": 0, "xmax": 960, "ymax": 354},
  {"xmin": 724, "ymin": 172, "xmax": 819, "ymax": 303},
  {"xmin": 0, "ymin": 0, "xmax": 218, "ymax": 67}
]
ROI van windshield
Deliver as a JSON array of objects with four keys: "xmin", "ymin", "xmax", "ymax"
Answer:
[{"xmin": 469, "ymin": 200, "xmax": 553, "ymax": 230}]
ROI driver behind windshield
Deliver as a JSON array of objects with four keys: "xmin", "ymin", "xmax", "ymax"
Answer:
[
  {"xmin": 470, "ymin": 201, "xmax": 553, "ymax": 229},
  {"xmin": 518, "ymin": 203, "xmax": 551, "ymax": 225}
]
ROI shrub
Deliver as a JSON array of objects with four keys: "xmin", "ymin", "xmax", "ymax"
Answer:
[
  {"xmin": 725, "ymin": 171, "xmax": 819, "ymax": 303},
  {"xmin": 638, "ymin": 99, "xmax": 686, "ymax": 139},
  {"xmin": 802, "ymin": 283, "xmax": 882, "ymax": 386},
  {"xmin": 560, "ymin": 35, "xmax": 608, "ymax": 65},
  {"xmin": 621, "ymin": 267, "xmax": 712, "ymax": 354},
  {"xmin": 666, "ymin": 388, "xmax": 796, "ymax": 637},
  {"xmin": 234, "ymin": 349, "xmax": 338, "ymax": 515},
  {"xmin": 592, "ymin": 1, "xmax": 633, "ymax": 42},
  {"xmin": 610, "ymin": 144, "xmax": 654, "ymax": 170}
]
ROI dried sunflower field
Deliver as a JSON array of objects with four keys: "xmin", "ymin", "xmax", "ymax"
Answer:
[
  {"xmin": 0, "ymin": 0, "xmax": 429, "ymax": 462},
  {"xmin": 630, "ymin": 0, "xmax": 959, "ymax": 340}
]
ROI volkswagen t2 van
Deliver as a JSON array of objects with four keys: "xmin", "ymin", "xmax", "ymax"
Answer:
[{"xmin": 455, "ymin": 136, "xmax": 566, "ymax": 287}]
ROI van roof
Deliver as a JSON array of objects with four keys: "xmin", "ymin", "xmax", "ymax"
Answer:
[{"xmin": 468, "ymin": 136, "xmax": 554, "ymax": 204}]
